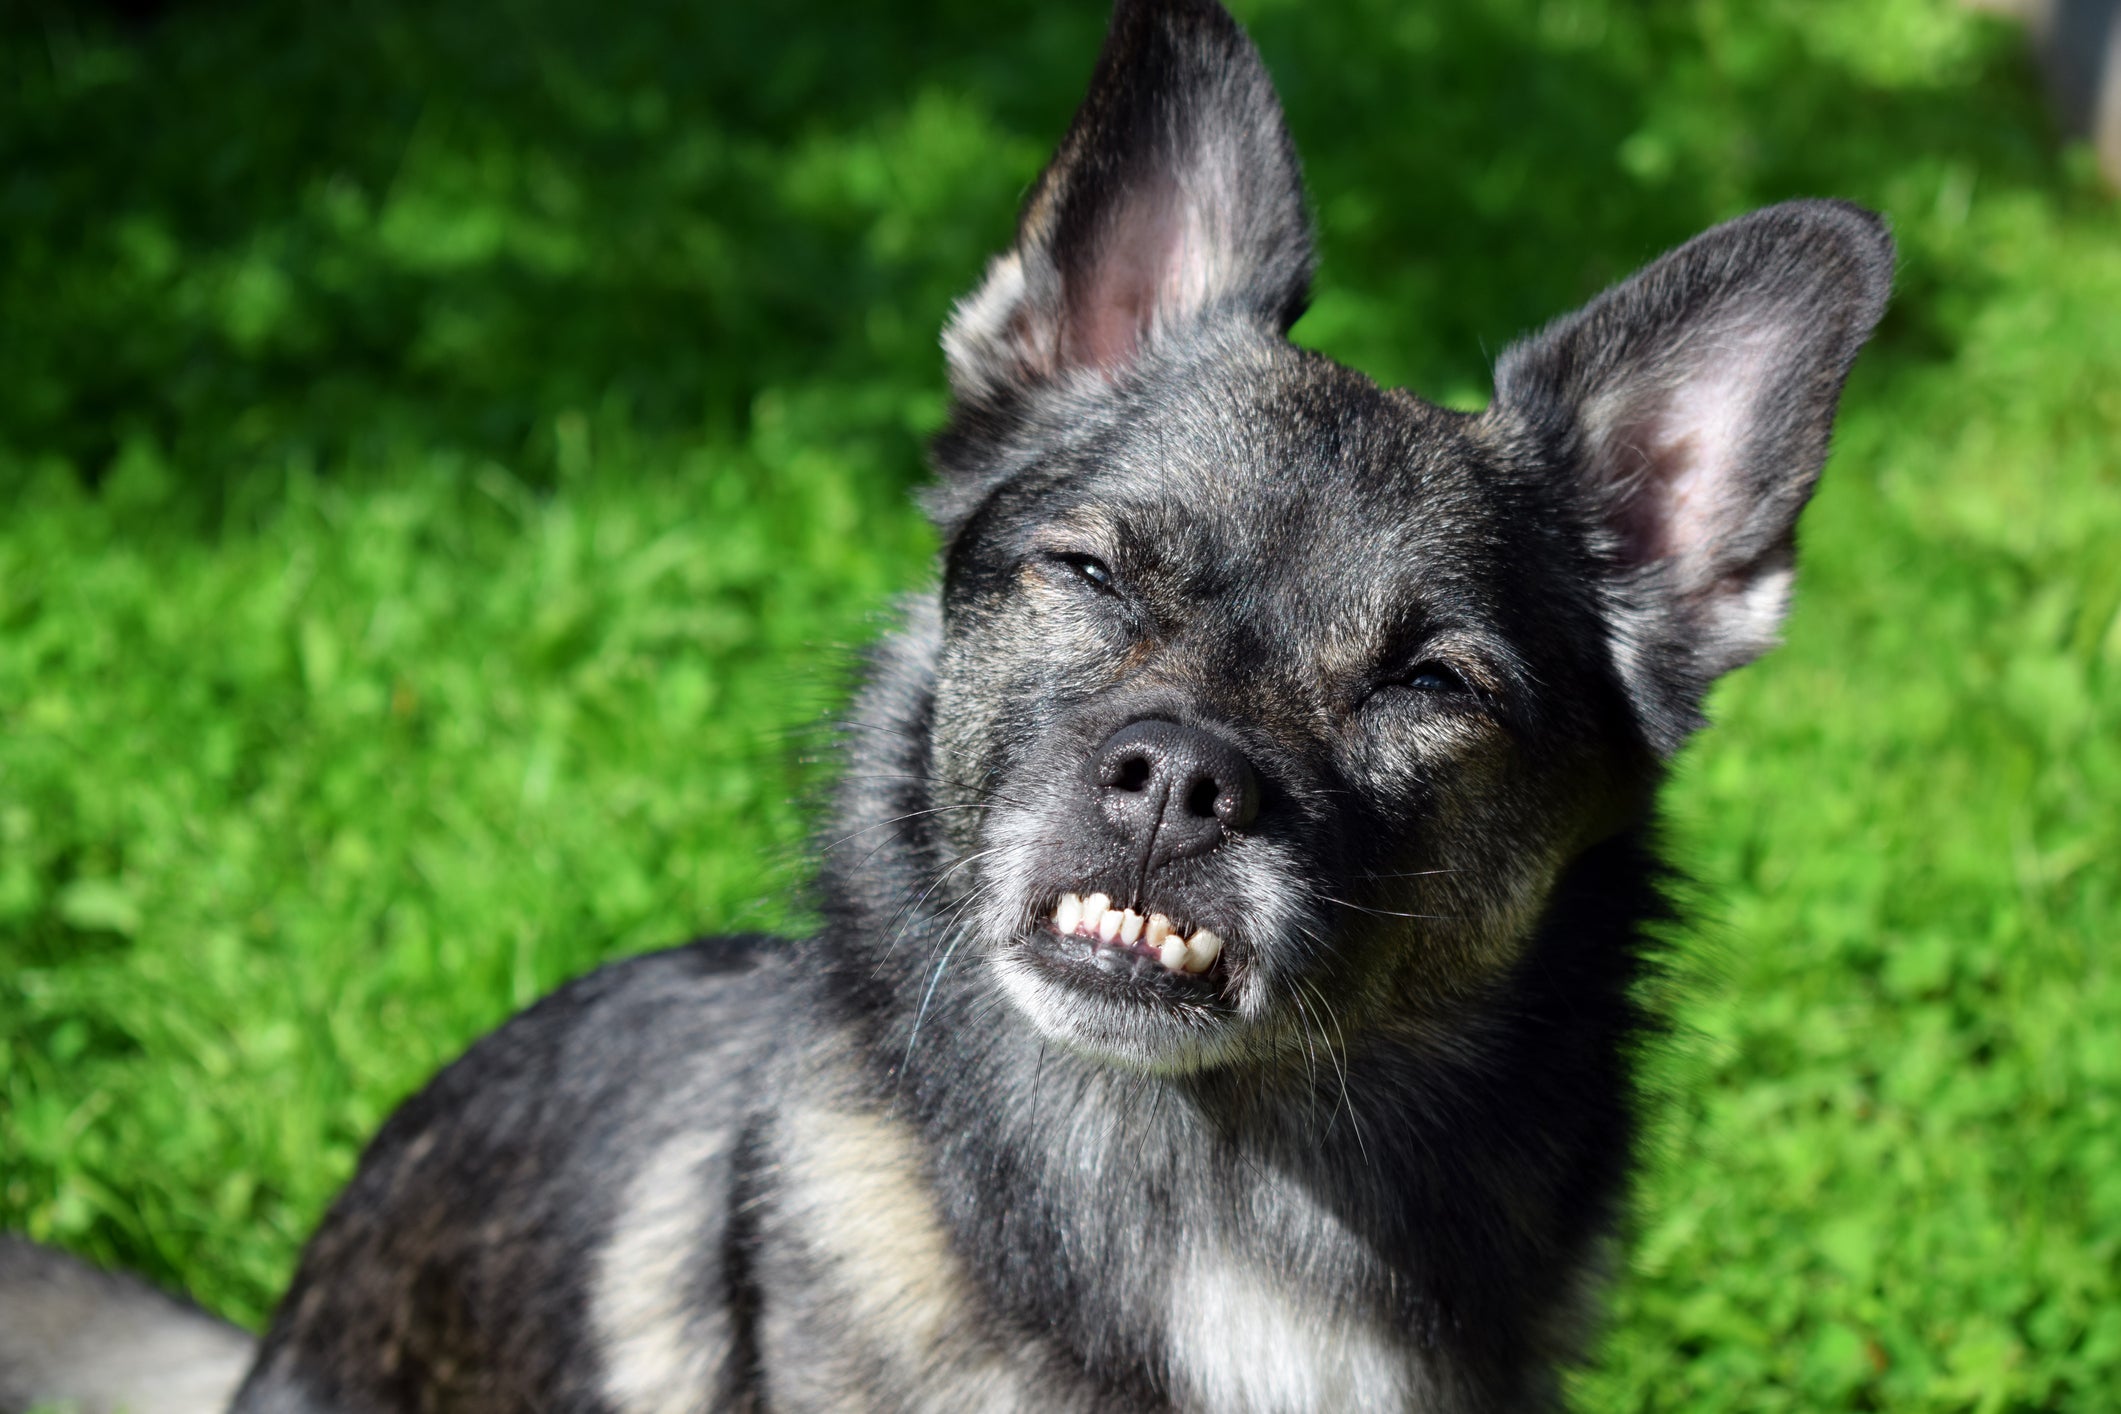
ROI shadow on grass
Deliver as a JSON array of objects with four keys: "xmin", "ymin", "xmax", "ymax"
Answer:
[{"xmin": 0, "ymin": 0, "xmax": 2055, "ymax": 517}]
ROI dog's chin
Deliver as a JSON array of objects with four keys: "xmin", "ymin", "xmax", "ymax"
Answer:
[{"xmin": 987, "ymin": 932, "xmax": 1255, "ymax": 1075}]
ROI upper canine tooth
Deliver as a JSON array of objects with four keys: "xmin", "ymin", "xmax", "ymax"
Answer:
[
  {"xmin": 1055, "ymin": 893, "xmax": 1082, "ymax": 934},
  {"xmin": 1119, "ymin": 910, "xmax": 1144, "ymax": 944},
  {"xmin": 1182, "ymin": 928, "xmax": 1223, "ymax": 974},
  {"xmin": 1145, "ymin": 913, "xmax": 1173, "ymax": 946},
  {"xmin": 1082, "ymin": 893, "xmax": 1111, "ymax": 926},
  {"xmin": 1097, "ymin": 908, "xmax": 1124, "ymax": 943}
]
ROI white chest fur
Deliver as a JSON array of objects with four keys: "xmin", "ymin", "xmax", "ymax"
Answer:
[{"xmin": 1163, "ymin": 1246, "xmax": 1423, "ymax": 1413}]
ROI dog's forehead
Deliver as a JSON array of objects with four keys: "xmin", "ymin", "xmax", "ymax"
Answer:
[
  {"xmin": 1079, "ymin": 348, "xmax": 1515, "ymax": 637},
  {"xmin": 1113, "ymin": 346, "xmax": 1480, "ymax": 516}
]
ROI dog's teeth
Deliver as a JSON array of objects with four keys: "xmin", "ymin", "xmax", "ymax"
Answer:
[
  {"xmin": 1158, "ymin": 936, "xmax": 1188, "ymax": 971},
  {"xmin": 1119, "ymin": 909, "xmax": 1144, "ymax": 944},
  {"xmin": 1082, "ymin": 893, "xmax": 1110, "ymax": 928},
  {"xmin": 1097, "ymin": 908, "xmax": 1124, "ymax": 943},
  {"xmin": 1055, "ymin": 893, "xmax": 1082, "ymax": 934},
  {"xmin": 1145, "ymin": 913, "xmax": 1172, "ymax": 947},
  {"xmin": 1182, "ymin": 929, "xmax": 1223, "ymax": 974}
]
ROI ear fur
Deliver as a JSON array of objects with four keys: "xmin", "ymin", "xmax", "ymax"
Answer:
[
  {"xmin": 1487, "ymin": 199, "xmax": 1894, "ymax": 753},
  {"xmin": 942, "ymin": 0, "xmax": 1312, "ymax": 406}
]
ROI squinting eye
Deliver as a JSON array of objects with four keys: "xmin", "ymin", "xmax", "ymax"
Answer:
[
  {"xmin": 1404, "ymin": 662, "xmax": 1469, "ymax": 695},
  {"xmin": 1052, "ymin": 552, "xmax": 1116, "ymax": 592}
]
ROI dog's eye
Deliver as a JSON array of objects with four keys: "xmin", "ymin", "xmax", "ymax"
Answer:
[
  {"xmin": 1362, "ymin": 660, "xmax": 1482, "ymax": 719},
  {"xmin": 1051, "ymin": 552, "xmax": 1117, "ymax": 593},
  {"xmin": 1405, "ymin": 662, "xmax": 1468, "ymax": 694}
]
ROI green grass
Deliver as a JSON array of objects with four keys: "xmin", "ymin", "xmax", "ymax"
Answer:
[{"xmin": 3, "ymin": 0, "xmax": 2117, "ymax": 1407}]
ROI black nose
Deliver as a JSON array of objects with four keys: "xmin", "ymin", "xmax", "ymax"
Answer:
[{"xmin": 1093, "ymin": 719, "xmax": 1260, "ymax": 866}]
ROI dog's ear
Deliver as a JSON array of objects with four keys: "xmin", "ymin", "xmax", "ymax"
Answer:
[
  {"xmin": 943, "ymin": 0, "xmax": 1312, "ymax": 404},
  {"xmin": 1488, "ymin": 199, "xmax": 1893, "ymax": 753}
]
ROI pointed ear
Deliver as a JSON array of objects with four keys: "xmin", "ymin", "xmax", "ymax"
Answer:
[
  {"xmin": 944, "ymin": 0, "xmax": 1312, "ymax": 404},
  {"xmin": 1487, "ymin": 199, "xmax": 1894, "ymax": 752}
]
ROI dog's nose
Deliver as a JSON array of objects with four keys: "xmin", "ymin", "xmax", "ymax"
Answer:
[{"xmin": 1093, "ymin": 719, "xmax": 1260, "ymax": 865}]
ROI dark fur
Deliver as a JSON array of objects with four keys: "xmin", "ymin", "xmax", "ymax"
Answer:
[{"xmin": 0, "ymin": 2, "xmax": 1891, "ymax": 1410}]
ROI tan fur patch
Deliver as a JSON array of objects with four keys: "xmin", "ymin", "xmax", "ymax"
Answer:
[
  {"xmin": 591, "ymin": 1129, "xmax": 731, "ymax": 1414},
  {"xmin": 777, "ymin": 1101, "xmax": 986, "ymax": 1360},
  {"xmin": 767, "ymin": 1095, "xmax": 1056, "ymax": 1411}
]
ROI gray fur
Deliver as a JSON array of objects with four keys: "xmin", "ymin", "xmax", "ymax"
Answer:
[
  {"xmin": 0, "ymin": 2, "xmax": 1891, "ymax": 1410},
  {"xmin": 0, "ymin": 1236, "xmax": 253, "ymax": 1414}
]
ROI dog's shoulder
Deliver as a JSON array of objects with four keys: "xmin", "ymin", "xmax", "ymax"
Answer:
[{"xmin": 237, "ymin": 935, "xmax": 798, "ymax": 1414}]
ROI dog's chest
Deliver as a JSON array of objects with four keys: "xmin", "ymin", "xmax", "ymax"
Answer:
[
  {"xmin": 1160, "ymin": 1242, "xmax": 1422, "ymax": 1414},
  {"xmin": 757, "ymin": 1086, "xmax": 1430, "ymax": 1413}
]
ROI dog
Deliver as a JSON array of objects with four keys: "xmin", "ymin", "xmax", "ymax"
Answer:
[{"xmin": 0, "ymin": 1, "xmax": 1892, "ymax": 1409}]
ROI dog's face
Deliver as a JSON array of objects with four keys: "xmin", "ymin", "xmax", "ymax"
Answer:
[
  {"xmin": 929, "ymin": 338, "xmax": 1620, "ymax": 1070},
  {"xmin": 918, "ymin": 0, "xmax": 1890, "ymax": 1072}
]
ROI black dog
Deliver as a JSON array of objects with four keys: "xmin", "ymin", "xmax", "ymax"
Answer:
[{"xmin": 0, "ymin": 1, "xmax": 1890, "ymax": 1409}]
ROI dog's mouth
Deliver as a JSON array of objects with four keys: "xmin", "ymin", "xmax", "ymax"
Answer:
[{"xmin": 1033, "ymin": 890, "xmax": 1230, "ymax": 988}]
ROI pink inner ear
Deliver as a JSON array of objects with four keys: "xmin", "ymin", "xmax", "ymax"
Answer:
[
  {"xmin": 1062, "ymin": 182, "xmax": 1190, "ymax": 372},
  {"xmin": 1656, "ymin": 333, "xmax": 1779, "ymax": 560},
  {"xmin": 1601, "ymin": 326, "xmax": 1783, "ymax": 572}
]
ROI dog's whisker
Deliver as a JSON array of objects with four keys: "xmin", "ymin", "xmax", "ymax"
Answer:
[
  {"xmin": 1318, "ymin": 896, "xmax": 1461, "ymax": 922},
  {"xmin": 870, "ymin": 847, "xmax": 1004, "ymax": 977},
  {"xmin": 902, "ymin": 905, "xmax": 989, "ymax": 1073},
  {"xmin": 837, "ymin": 771, "xmax": 1038, "ymax": 810},
  {"xmin": 888, "ymin": 879, "xmax": 1004, "ymax": 1058},
  {"xmin": 1298, "ymin": 975, "xmax": 1369, "ymax": 1169},
  {"xmin": 820, "ymin": 804, "xmax": 1000, "ymax": 856},
  {"xmin": 1286, "ymin": 981, "xmax": 1328, "ymax": 1140}
]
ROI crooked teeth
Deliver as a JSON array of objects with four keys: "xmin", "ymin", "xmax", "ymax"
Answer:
[
  {"xmin": 1182, "ymin": 929, "xmax": 1223, "ymax": 975},
  {"xmin": 1048, "ymin": 894, "xmax": 1224, "ymax": 977}
]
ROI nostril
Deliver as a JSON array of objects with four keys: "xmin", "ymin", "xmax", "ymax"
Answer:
[{"xmin": 1093, "ymin": 718, "xmax": 1261, "ymax": 853}]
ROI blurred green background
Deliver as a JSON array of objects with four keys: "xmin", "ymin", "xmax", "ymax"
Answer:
[{"xmin": 3, "ymin": 0, "xmax": 2117, "ymax": 1406}]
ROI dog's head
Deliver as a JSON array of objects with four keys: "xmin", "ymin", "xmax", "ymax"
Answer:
[{"xmin": 911, "ymin": 0, "xmax": 1890, "ymax": 1072}]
